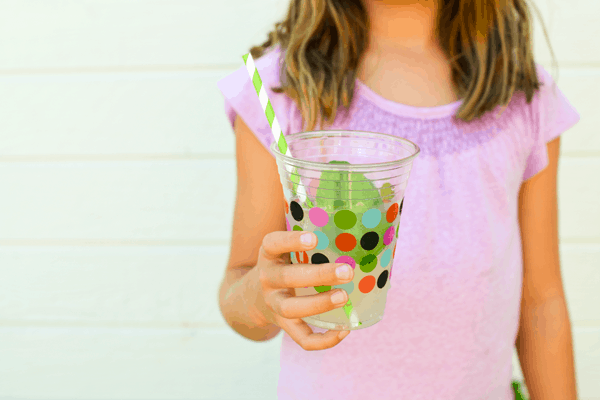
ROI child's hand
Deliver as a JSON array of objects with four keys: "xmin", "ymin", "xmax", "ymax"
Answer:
[{"xmin": 251, "ymin": 230, "xmax": 354, "ymax": 350}]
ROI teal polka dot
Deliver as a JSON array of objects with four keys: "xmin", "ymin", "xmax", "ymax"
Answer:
[
  {"xmin": 334, "ymin": 281, "xmax": 354, "ymax": 295},
  {"xmin": 314, "ymin": 230, "xmax": 329, "ymax": 250},
  {"xmin": 362, "ymin": 208, "xmax": 382, "ymax": 229},
  {"xmin": 380, "ymin": 249, "xmax": 392, "ymax": 268},
  {"xmin": 334, "ymin": 210, "xmax": 357, "ymax": 230}
]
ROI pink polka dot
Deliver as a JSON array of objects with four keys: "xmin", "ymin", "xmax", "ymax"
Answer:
[
  {"xmin": 384, "ymin": 225, "xmax": 395, "ymax": 245},
  {"xmin": 286, "ymin": 218, "xmax": 291, "ymax": 232},
  {"xmin": 309, "ymin": 207, "xmax": 329, "ymax": 227},
  {"xmin": 335, "ymin": 255, "xmax": 356, "ymax": 269}
]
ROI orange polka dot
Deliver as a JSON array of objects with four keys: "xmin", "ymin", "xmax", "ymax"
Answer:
[
  {"xmin": 284, "ymin": 199, "xmax": 289, "ymax": 214},
  {"xmin": 358, "ymin": 276, "xmax": 376, "ymax": 294},
  {"xmin": 386, "ymin": 203, "xmax": 399, "ymax": 223},
  {"xmin": 295, "ymin": 251, "xmax": 309, "ymax": 264},
  {"xmin": 335, "ymin": 233, "xmax": 356, "ymax": 252},
  {"xmin": 393, "ymin": 244, "xmax": 397, "ymax": 259}
]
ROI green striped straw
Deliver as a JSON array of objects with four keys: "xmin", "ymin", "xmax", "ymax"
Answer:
[
  {"xmin": 242, "ymin": 52, "xmax": 358, "ymax": 327},
  {"xmin": 242, "ymin": 52, "xmax": 308, "ymax": 203}
]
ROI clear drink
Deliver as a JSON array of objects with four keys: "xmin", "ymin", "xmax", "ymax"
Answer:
[{"xmin": 272, "ymin": 131, "xmax": 419, "ymax": 330}]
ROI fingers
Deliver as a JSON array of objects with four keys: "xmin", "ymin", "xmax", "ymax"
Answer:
[
  {"xmin": 279, "ymin": 317, "xmax": 351, "ymax": 351},
  {"xmin": 266, "ymin": 288, "xmax": 349, "ymax": 320},
  {"xmin": 261, "ymin": 262, "xmax": 353, "ymax": 289},
  {"xmin": 260, "ymin": 231, "xmax": 316, "ymax": 261}
]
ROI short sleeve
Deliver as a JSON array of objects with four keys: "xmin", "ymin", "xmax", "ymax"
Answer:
[
  {"xmin": 216, "ymin": 45, "xmax": 292, "ymax": 157},
  {"xmin": 522, "ymin": 64, "xmax": 581, "ymax": 181}
]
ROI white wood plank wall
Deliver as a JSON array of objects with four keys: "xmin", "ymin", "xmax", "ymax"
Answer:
[{"xmin": 0, "ymin": 0, "xmax": 598, "ymax": 399}]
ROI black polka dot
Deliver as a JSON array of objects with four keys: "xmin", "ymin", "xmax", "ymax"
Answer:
[
  {"xmin": 360, "ymin": 232, "xmax": 379, "ymax": 251},
  {"xmin": 290, "ymin": 201, "xmax": 304, "ymax": 222},
  {"xmin": 399, "ymin": 198, "xmax": 404, "ymax": 215},
  {"xmin": 311, "ymin": 253, "xmax": 329, "ymax": 264},
  {"xmin": 377, "ymin": 270, "xmax": 389, "ymax": 289}
]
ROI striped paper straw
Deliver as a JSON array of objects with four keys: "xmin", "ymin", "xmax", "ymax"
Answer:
[
  {"xmin": 242, "ymin": 52, "xmax": 307, "ymax": 203},
  {"xmin": 242, "ymin": 52, "xmax": 357, "ymax": 328}
]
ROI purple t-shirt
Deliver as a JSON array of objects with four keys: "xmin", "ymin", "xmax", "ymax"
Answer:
[{"xmin": 217, "ymin": 46, "xmax": 580, "ymax": 400}]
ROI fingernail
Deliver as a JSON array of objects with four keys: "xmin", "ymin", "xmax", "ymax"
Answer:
[
  {"xmin": 300, "ymin": 233, "xmax": 313, "ymax": 244},
  {"xmin": 331, "ymin": 290, "xmax": 346, "ymax": 304},
  {"xmin": 335, "ymin": 264, "xmax": 351, "ymax": 280}
]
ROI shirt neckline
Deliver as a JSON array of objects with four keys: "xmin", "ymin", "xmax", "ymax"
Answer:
[{"xmin": 354, "ymin": 78, "xmax": 464, "ymax": 119}]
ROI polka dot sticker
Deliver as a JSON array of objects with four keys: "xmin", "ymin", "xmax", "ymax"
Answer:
[
  {"xmin": 384, "ymin": 226, "xmax": 395, "ymax": 245},
  {"xmin": 335, "ymin": 255, "xmax": 356, "ymax": 269},
  {"xmin": 334, "ymin": 210, "xmax": 357, "ymax": 230},
  {"xmin": 396, "ymin": 222, "xmax": 399, "ymax": 238},
  {"xmin": 377, "ymin": 270, "xmax": 389, "ymax": 289},
  {"xmin": 314, "ymin": 231, "xmax": 329, "ymax": 250},
  {"xmin": 359, "ymin": 276, "xmax": 375, "ymax": 293},
  {"xmin": 335, "ymin": 233, "xmax": 356, "ymax": 252},
  {"xmin": 309, "ymin": 207, "xmax": 329, "ymax": 227},
  {"xmin": 286, "ymin": 218, "xmax": 291, "ymax": 232},
  {"xmin": 360, "ymin": 232, "xmax": 379, "ymax": 251},
  {"xmin": 311, "ymin": 253, "xmax": 330, "ymax": 264},
  {"xmin": 393, "ymin": 244, "xmax": 397, "ymax": 259},
  {"xmin": 293, "ymin": 225, "xmax": 303, "ymax": 231},
  {"xmin": 386, "ymin": 203, "xmax": 399, "ymax": 223},
  {"xmin": 361, "ymin": 208, "xmax": 381, "ymax": 229},
  {"xmin": 380, "ymin": 249, "xmax": 392, "ymax": 268},
  {"xmin": 359, "ymin": 254, "xmax": 377, "ymax": 273},
  {"xmin": 315, "ymin": 285, "xmax": 331, "ymax": 293},
  {"xmin": 290, "ymin": 251, "xmax": 296, "ymax": 263},
  {"xmin": 284, "ymin": 199, "xmax": 289, "ymax": 214},
  {"xmin": 290, "ymin": 201, "xmax": 304, "ymax": 222},
  {"xmin": 295, "ymin": 251, "xmax": 309, "ymax": 264},
  {"xmin": 399, "ymin": 198, "xmax": 404, "ymax": 214},
  {"xmin": 334, "ymin": 281, "xmax": 354, "ymax": 295}
]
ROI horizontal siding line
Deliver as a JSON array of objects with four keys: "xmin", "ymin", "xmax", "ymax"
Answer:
[
  {"xmin": 0, "ymin": 62, "xmax": 599, "ymax": 76},
  {"xmin": 562, "ymin": 152, "xmax": 600, "ymax": 158},
  {"xmin": 0, "ymin": 153, "xmax": 234, "ymax": 162},
  {"xmin": 560, "ymin": 238, "xmax": 600, "ymax": 244},
  {"xmin": 0, "ymin": 239, "xmax": 230, "ymax": 247},
  {"xmin": 0, "ymin": 320, "xmax": 230, "ymax": 330},
  {"xmin": 0, "ymin": 64, "xmax": 240, "ymax": 76},
  {"xmin": 0, "ymin": 320, "xmax": 597, "ymax": 331},
  {"xmin": 0, "ymin": 239, "xmax": 598, "ymax": 247},
  {"xmin": 0, "ymin": 153, "xmax": 597, "ymax": 163},
  {"xmin": 0, "ymin": 243, "xmax": 596, "ymax": 251}
]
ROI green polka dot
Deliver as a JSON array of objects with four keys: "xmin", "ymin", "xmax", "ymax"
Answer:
[
  {"xmin": 359, "ymin": 254, "xmax": 377, "ymax": 273},
  {"xmin": 333, "ymin": 199, "xmax": 346, "ymax": 210},
  {"xmin": 293, "ymin": 225, "xmax": 303, "ymax": 231},
  {"xmin": 334, "ymin": 210, "xmax": 357, "ymax": 230},
  {"xmin": 315, "ymin": 285, "xmax": 331, "ymax": 293},
  {"xmin": 395, "ymin": 223, "xmax": 399, "ymax": 238}
]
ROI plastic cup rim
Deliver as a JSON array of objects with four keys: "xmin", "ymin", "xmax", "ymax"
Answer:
[{"xmin": 270, "ymin": 130, "xmax": 420, "ymax": 172}]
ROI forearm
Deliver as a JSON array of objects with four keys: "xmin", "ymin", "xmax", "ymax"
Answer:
[
  {"xmin": 515, "ymin": 295, "xmax": 578, "ymax": 400},
  {"xmin": 219, "ymin": 265, "xmax": 282, "ymax": 342}
]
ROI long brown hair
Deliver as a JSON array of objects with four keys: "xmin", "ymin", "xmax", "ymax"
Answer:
[{"xmin": 249, "ymin": 0, "xmax": 556, "ymax": 131}]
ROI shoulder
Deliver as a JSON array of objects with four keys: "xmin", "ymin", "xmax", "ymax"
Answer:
[
  {"xmin": 495, "ymin": 63, "xmax": 565, "ymax": 131},
  {"xmin": 217, "ymin": 45, "xmax": 286, "ymax": 99},
  {"xmin": 216, "ymin": 44, "xmax": 298, "ymax": 155}
]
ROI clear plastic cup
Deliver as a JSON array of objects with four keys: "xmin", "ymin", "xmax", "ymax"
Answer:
[{"xmin": 272, "ymin": 130, "xmax": 420, "ymax": 330}]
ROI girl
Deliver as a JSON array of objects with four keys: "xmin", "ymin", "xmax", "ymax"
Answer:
[{"xmin": 217, "ymin": 0, "xmax": 580, "ymax": 399}]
